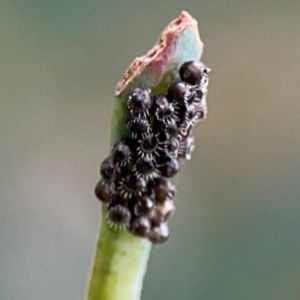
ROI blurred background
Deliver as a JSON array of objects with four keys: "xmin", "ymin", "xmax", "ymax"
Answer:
[{"xmin": 1, "ymin": 0, "xmax": 300, "ymax": 299}]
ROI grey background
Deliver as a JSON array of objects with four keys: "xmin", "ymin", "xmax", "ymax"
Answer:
[{"xmin": 1, "ymin": 0, "xmax": 300, "ymax": 299}]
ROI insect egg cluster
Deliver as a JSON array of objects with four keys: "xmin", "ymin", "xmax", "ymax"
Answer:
[{"xmin": 95, "ymin": 61, "xmax": 210, "ymax": 244}]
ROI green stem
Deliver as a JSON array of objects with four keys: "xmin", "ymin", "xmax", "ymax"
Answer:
[
  {"xmin": 86, "ymin": 11, "xmax": 204, "ymax": 300},
  {"xmin": 86, "ymin": 206, "xmax": 151, "ymax": 300}
]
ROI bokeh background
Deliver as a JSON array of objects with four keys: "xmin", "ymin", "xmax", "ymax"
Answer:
[{"xmin": 1, "ymin": 0, "xmax": 300, "ymax": 299}]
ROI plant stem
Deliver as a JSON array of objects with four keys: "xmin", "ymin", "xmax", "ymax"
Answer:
[
  {"xmin": 86, "ymin": 11, "xmax": 204, "ymax": 300},
  {"xmin": 86, "ymin": 206, "xmax": 151, "ymax": 300}
]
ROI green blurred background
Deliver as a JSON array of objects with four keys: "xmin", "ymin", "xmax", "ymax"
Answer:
[{"xmin": 1, "ymin": 0, "xmax": 300, "ymax": 299}]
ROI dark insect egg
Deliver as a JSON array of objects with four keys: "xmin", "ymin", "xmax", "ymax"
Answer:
[
  {"xmin": 137, "ymin": 134, "xmax": 160, "ymax": 161},
  {"xmin": 190, "ymin": 86, "xmax": 203, "ymax": 104},
  {"xmin": 94, "ymin": 179, "xmax": 115, "ymax": 203},
  {"xmin": 164, "ymin": 120, "xmax": 179, "ymax": 138},
  {"xmin": 108, "ymin": 204, "xmax": 131, "ymax": 227},
  {"xmin": 149, "ymin": 222, "xmax": 169, "ymax": 244},
  {"xmin": 157, "ymin": 157, "xmax": 180, "ymax": 178},
  {"xmin": 152, "ymin": 123, "xmax": 170, "ymax": 152},
  {"xmin": 112, "ymin": 140, "xmax": 131, "ymax": 166},
  {"xmin": 149, "ymin": 199, "xmax": 175, "ymax": 225},
  {"xmin": 100, "ymin": 157, "xmax": 119, "ymax": 182},
  {"xmin": 118, "ymin": 174, "xmax": 146, "ymax": 199},
  {"xmin": 153, "ymin": 148, "xmax": 169, "ymax": 166},
  {"xmin": 178, "ymin": 136, "xmax": 195, "ymax": 160},
  {"xmin": 156, "ymin": 130, "xmax": 168, "ymax": 144},
  {"xmin": 158, "ymin": 199, "xmax": 176, "ymax": 221},
  {"xmin": 153, "ymin": 96, "xmax": 175, "ymax": 123},
  {"xmin": 130, "ymin": 216, "xmax": 151, "ymax": 237},
  {"xmin": 153, "ymin": 125, "xmax": 168, "ymax": 144},
  {"xmin": 133, "ymin": 194, "xmax": 154, "ymax": 216},
  {"xmin": 164, "ymin": 137, "xmax": 180, "ymax": 158},
  {"xmin": 167, "ymin": 81, "xmax": 189, "ymax": 104},
  {"xmin": 127, "ymin": 88, "xmax": 152, "ymax": 114},
  {"xmin": 185, "ymin": 103, "xmax": 205, "ymax": 124},
  {"xmin": 152, "ymin": 119, "xmax": 165, "ymax": 135},
  {"xmin": 179, "ymin": 61, "xmax": 208, "ymax": 85},
  {"xmin": 141, "ymin": 135, "xmax": 159, "ymax": 152},
  {"xmin": 149, "ymin": 177, "xmax": 176, "ymax": 202},
  {"xmin": 185, "ymin": 103, "xmax": 197, "ymax": 122},
  {"xmin": 133, "ymin": 159, "xmax": 157, "ymax": 180},
  {"xmin": 154, "ymin": 118, "xmax": 178, "ymax": 138},
  {"xmin": 126, "ymin": 113, "xmax": 150, "ymax": 138},
  {"xmin": 148, "ymin": 205, "xmax": 165, "ymax": 225}
]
